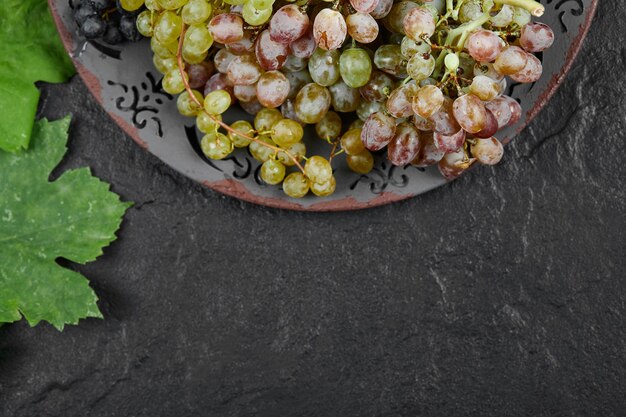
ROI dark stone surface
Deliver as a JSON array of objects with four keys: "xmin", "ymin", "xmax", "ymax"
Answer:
[{"xmin": 1, "ymin": 2, "xmax": 624, "ymax": 416}]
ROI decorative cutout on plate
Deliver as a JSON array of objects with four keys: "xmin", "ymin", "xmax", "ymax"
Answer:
[
  {"xmin": 107, "ymin": 72, "xmax": 172, "ymax": 137},
  {"xmin": 350, "ymin": 161, "xmax": 412, "ymax": 194},
  {"xmin": 546, "ymin": 0, "xmax": 585, "ymax": 33}
]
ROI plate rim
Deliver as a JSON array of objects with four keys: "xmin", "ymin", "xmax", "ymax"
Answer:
[{"xmin": 47, "ymin": 0, "xmax": 599, "ymax": 212}]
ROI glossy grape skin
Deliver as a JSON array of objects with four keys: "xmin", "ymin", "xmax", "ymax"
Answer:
[
  {"xmin": 283, "ymin": 172, "xmax": 310, "ymax": 198},
  {"xmin": 272, "ymin": 119, "xmax": 304, "ymax": 147},
  {"xmin": 255, "ymin": 30, "xmax": 289, "ymax": 71},
  {"xmin": 374, "ymin": 45, "xmax": 407, "ymax": 77},
  {"xmin": 184, "ymin": 24, "xmax": 214, "ymax": 55},
  {"xmin": 150, "ymin": 36, "xmax": 178, "ymax": 58},
  {"xmin": 474, "ymin": 62, "xmax": 504, "ymax": 81},
  {"xmin": 208, "ymin": 13, "xmax": 244, "ymax": 44},
  {"xmin": 305, "ymin": 155, "xmax": 333, "ymax": 184},
  {"xmin": 310, "ymin": 175, "xmax": 336, "ymax": 196},
  {"xmin": 256, "ymin": 70, "xmax": 290, "ymax": 108},
  {"xmin": 438, "ymin": 148, "xmax": 475, "ymax": 180},
  {"xmin": 513, "ymin": 7, "xmax": 531, "ymax": 27},
  {"xmin": 329, "ymin": 80, "xmax": 361, "ymax": 113},
  {"xmin": 341, "ymin": 128, "xmax": 366, "ymax": 155},
  {"xmin": 283, "ymin": 55, "xmax": 308, "ymax": 72},
  {"xmin": 406, "ymin": 53, "xmax": 435, "ymax": 81},
  {"xmin": 386, "ymin": 82, "xmax": 417, "ymax": 118},
  {"xmin": 241, "ymin": 3, "xmax": 272, "ymax": 26},
  {"xmin": 348, "ymin": 0, "xmax": 378, "ymax": 13},
  {"xmin": 339, "ymin": 48, "xmax": 373, "ymax": 89},
  {"xmin": 458, "ymin": 0, "xmax": 482, "ymax": 23},
  {"xmin": 473, "ymin": 108, "xmax": 499, "ymax": 139},
  {"xmin": 176, "ymin": 90, "xmax": 204, "ymax": 117},
  {"xmin": 490, "ymin": 4, "xmax": 514, "ymax": 27},
  {"xmin": 249, "ymin": 135, "xmax": 277, "ymax": 162},
  {"xmin": 280, "ymin": 99, "xmax": 304, "ymax": 126},
  {"xmin": 254, "ymin": 108, "xmax": 283, "ymax": 132},
  {"xmin": 204, "ymin": 73, "xmax": 235, "ymax": 102},
  {"xmin": 201, "ymin": 133, "xmax": 233, "ymax": 160},
  {"xmin": 485, "ymin": 97, "xmax": 513, "ymax": 129},
  {"xmin": 509, "ymin": 53, "xmax": 542, "ymax": 83},
  {"xmin": 401, "ymin": 36, "xmax": 431, "ymax": 59},
  {"xmin": 433, "ymin": 129, "xmax": 466, "ymax": 153},
  {"xmin": 226, "ymin": 30, "xmax": 255, "ymax": 55},
  {"xmin": 502, "ymin": 95, "xmax": 522, "ymax": 126},
  {"xmin": 429, "ymin": 97, "xmax": 461, "ymax": 135},
  {"xmin": 411, "ymin": 132, "xmax": 445, "ymax": 167},
  {"xmin": 403, "ymin": 6, "xmax": 436, "ymax": 41},
  {"xmin": 359, "ymin": 70, "xmax": 395, "ymax": 102},
  {"xmin": 228, "ymin": 120, "xmax": 254, "ymax": 147},
  {"xmin": 361, "ymin": 111, "xmax": 396, "ymax": 151},
  {"xmin": 384, "ymin": 1, "xmax": 419, "ymax": 35},
  {"xmin": 349, "ymin": 119, "xmax": 365, "ymax": 130},
  {"xmin": 196, "ymin": 112, "xmax": 221, "ymax": 134},
  {"xmin": 313, "ymin": 9, "xmax": 347, "ymax": 51},
  {"xmin": 182, "ymin": 0, "xmax": 212, "ymax": 25},
  {"xmin": 154, "ymin": 11, "xmax": 182, "ymax": 45},
  {"xmin": 388, "ymin": 122, "xmax": 421, "ymax": 166},
  {"xmin": 308, "ymin": 48, "xmax": 341, "ymax": 87},
  {"xmin": 294, "ymin": 83, "xmax": 331, "ymax": 124},
  {"xmin": 162, "ymin": 68, "xmax": 188, "ymax": 94},
  {"xmin": 187, "ymin": 62, "xmax": 214, "ymax": 89},
  {"xmin": 346, "ymin": 13, "xmax": 379, "ymax": 44},
  {"xmin": 471, "ymin": 137, "xmax": 504, "ymax": 165},
  {"xmin": 315, "ymin": 111, "xmax": 342, "ymax": 141},
  {"xmin": 269, "ymin": 5, "xmax": 309, "ymax": 44},
  {"xmin": 520, "ymin": 22, "xmax": 555, "ymax": 52},
  {"xmin": 153, "ymin": 55, "xmax": 177, "ymax": 74},
  {"xmin": 136, "ymin": 11, "xmax": 154, "ymax": 37},
  {"xmin": 465, "ymin": 29, "xmax": 504, "ymax": 62},
  {"xmin": 412, "ymin": 85, "xmax": 443, "ymax": 119},
  {"xmin": 260, "ymin": 159, "xmax": 287, "ymax": 185},
  {"xmin": 347, "ymin": 150, "xmax": 374, "ymax": 174},
  {"xmin": 452, "ymin": 94, "xmax": 487, "ymax": 134},
  {"xmin": 240, "ymin": 99, "xmax": 264, "ymax": 115},
  {"xmin": 157, "ymin": 0, "xmax": 188, "ymax": 9},
  {"xmin": 494, "ymin": 46, "xmax": 528, "ymax": 75},
  {"xmin": 469, "ymin": 75, "xmax": 502, "ymax": 101},
  {"xmin": 290, "ymin": 29, "xmax": 317, "ymax": 59},
  {"xmin": 276, "ymin": 141, "xmax": 305, "ymax": 166}
]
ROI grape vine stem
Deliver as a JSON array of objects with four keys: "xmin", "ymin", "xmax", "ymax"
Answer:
[{"xmin": 175, "ymin": 23, "xmax": 306, "ymax": 174}]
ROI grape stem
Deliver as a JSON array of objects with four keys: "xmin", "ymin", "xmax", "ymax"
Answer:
[
  {"xmin": 175, "ymin": 23, "xmax": 306, "ymax": 174},
  {"xmin": 494, "ymin": 0, "xmax": 545, "ymax": 17}
]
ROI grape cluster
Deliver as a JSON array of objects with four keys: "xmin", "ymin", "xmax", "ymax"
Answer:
[
  {"xmin": 121, "ymin": 0, "xmax": 554, "ymax": 198},
  {"xmin": 71, "ymin": 0, "xmax": 144, "ymax": 44}
]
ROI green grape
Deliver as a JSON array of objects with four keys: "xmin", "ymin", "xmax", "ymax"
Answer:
[
  {"xmin": 242, "ymin": 3, "xmax": 272, "ymax": 26},
  {"xmin": 348, "ymin": 119, "xmax": 364, "ymax": 130},
  {"xmin": 254, "ymin": 108, "xmax": 283, "ymax": 132},
  {"xmin": 145, "ymin": 0, "xmax": 161, "ymax": 10},
  {"xmin": 277, "ymin": 141, "xmax": 306, "ymax": 166},
  {"xmin": 162, "ymin": 69, "xmax": 187, "ymax": 94},
  {"xmin": 315, "ymin": 111, "xmax": 342, "ymax": 141},
  {"xmin": 373, "ymin": 44, "xmax": 406, "ymax": 76},
  {"xmin": 176, "ymin": 89, "xmax": 204, "ymax": 116},
  {"xmin": 260, "ymin": 159, "xmax": 287, "ymax": 184},
  {"xmin": 310, "ymin": 175, "xmax": 336, "ymax": 197},
  {"xmin": 204, "ymin": 90, "xmax": 231, "ymax": 115},
  {"xmin": 458, "ymin": 0, "xmax": 482, "ymax": 23},
  {"xmin": 339, "ymin": 48, "xmax": 372, "ymax": 88},
  {"xmin": 282, "ymin": 172, "xmax": 310, "ymax": 198},
  {"xmin": 136, "ymin": 11, "xmax": 154, "ymax": 37},
  {"xmin": 154, "ymin": 11, "xmax": 182, "ymax": 45},
  {"xmin": 228, "ymin": 120, "xmax": 254, "ymax": 147},
  {"xmin": 182, "ymin": 48, "xmax": 208, "ymax": 64},
  {"xmin": 406, "ymin": 53, "xmax": 435, "ymax": 81},
  {"xmin": 400, "ymin": 36, "xmax": 431, "ymax": 59},
  {"xmin": 251, "ymin": 0, "xmax": 274, "ymax": 9},
  {"xmin": 294, "ymin": 83, "xmax": 331, "ymax": 124},
  {"xmin": 201, "ymin": 132, "xmax": 233, "ymax": 160},
  {"xmin": 272, "ymin": 119, "xmax": 304, "ymax": 147},
  {"xmin": 157, "ymin": 0, "xmax": 188, "ymax": 10},
  {"xmin": 304, "ymin": 155, "xmax": 332, "ymax": 184},
  {"xmin": 308, "ymin": 48, "xmax": 340, "ymax": 87},
  {"xmin": 224, "ymin": 0, "xmax": 246, "ymax": 4},
  {"xmin": 183, "ymin": 24, "xmax": 213, "ymax": 54},
  {"xmin": 152, "ymin": 54, "xmax": 177, "ymax": 74},
  {"xmin": 120, "ymin": 0, "xmax": 145, "ymax": 11},
  {"xmin": 512, "ymin": 7, "xmax": 531, "ymax": 27},
  {"xmin": 249, "ymin": 135, "xmax": 277, "ymax": 162},
  {"xmin": 182, "ymin": 0, "xmax": 212, "ymax": 25},
  {"xmin": 340, "ymin": 128, "xmax": 365, "ymax": 155},
  {"xmin": 346, "ymin": 150, "xmax": 374, "ymax": 174},
  {"xmin": 196, "ymin": 112, "xmax": 221, "ymax": 134},
  {"xmin": 150, "ymin": 36, "xmax": 178, "ymax": 58}
]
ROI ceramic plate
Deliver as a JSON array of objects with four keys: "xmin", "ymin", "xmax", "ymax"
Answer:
[{"xmin": 49, "ymin": 0, "xmax": 597, "ymax": 210}]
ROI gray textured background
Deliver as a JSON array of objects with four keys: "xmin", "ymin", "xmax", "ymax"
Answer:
[{"xmin": 1, "ymin": 2, "xmax": 624, "ymax": 416}]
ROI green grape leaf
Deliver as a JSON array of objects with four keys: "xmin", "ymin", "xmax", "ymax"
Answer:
[
  {"xmin": 0, "ymin": 0, "xmax": 76, "ymax": 152},
  {"xmin": 0, "ymin": 117, "xmax": 131, "ymax": 330}
]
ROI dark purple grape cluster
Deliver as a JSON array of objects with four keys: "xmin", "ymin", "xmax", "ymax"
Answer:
[{"xmin": 70, "ymin": 0, "xmax": 144, "ymax": 44}]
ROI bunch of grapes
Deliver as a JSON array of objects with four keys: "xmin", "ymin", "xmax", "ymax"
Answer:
[
  {"xmin": 71, "ymin": 0, "xmax": 144, "ymax": 44},
  {"xmin": 120, "ymin": 0, "xmax": 554, "ymax": 198}
]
